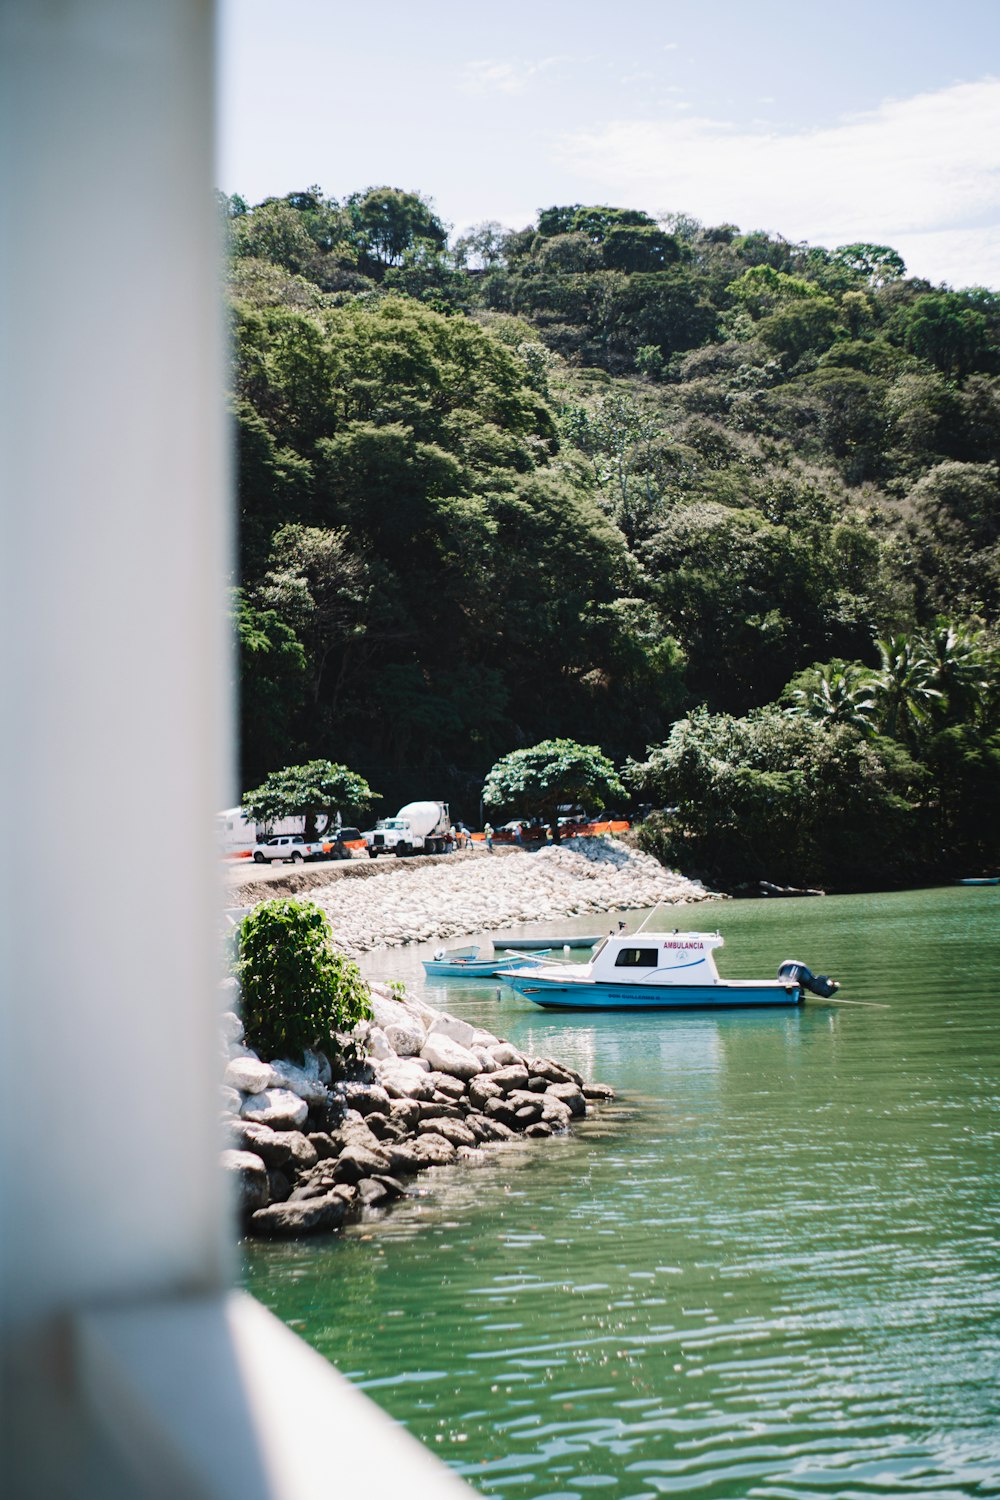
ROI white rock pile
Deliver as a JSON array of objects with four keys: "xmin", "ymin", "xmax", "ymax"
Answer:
[
  {"xmin": 302, "ymin": 839, "xmax": 714, "ymax": 954},
  {"xmin": 220, "ymin": 979, "xmax": 614, "ymax": 1239}
]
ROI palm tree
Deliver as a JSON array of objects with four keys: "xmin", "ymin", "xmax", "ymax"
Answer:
[
  {"xmin": 786, "ymin": 660, "xmax": 880, "ymax": 736},
  {"xmin": 874, "ymin": 633, "xmax": 941, "ymax": 745},
  {"xmin": 917, "ymin": 619, "xmax": 992, "ymax": 726}
]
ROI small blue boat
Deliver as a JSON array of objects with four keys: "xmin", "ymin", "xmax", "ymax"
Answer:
[
  {"xmin": 422, "ymin": 946, "xmax": 549, "ymax": 978},
  {"xmin": 498, "ymin": 931, "xmax": 838, "ymax": 1010}
]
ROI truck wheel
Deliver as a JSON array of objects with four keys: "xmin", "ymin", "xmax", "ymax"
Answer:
[
  {"xmin": 291, "ymin": 851, "xmax": 304, "ymax": 863},
  {"xmin": 253, "ymin": 851, "xmax": 265, "ymax": 863},
  {"xmin": 395, "ymin": 842, "xmax": 410, "ymax": 857},
  {"xmin": 368, "ymin": 849, "xmax": 378, "ymax": 859}
]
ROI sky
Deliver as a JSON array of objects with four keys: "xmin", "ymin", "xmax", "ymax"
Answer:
[{"xmin": 219, "ymin": 0, "xmax": 1000, "ymax": 289}]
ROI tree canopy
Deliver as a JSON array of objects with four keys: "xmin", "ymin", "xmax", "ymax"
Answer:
[
  {"xmin": 482, "ymin": 739, "xmax": 626, "ymax": 833},
  {"xmin": 243, "ymin": 759, "xmax": 378, "ymax": 840},
  {"xmin": 222, "ymin": 182, "xmax": 999, "ymax": 880}
]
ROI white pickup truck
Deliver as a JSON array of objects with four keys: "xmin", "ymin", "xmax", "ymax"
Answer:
[{"xmin": 251, "ymin": 834, "xmax": 327, "ymax": 864}]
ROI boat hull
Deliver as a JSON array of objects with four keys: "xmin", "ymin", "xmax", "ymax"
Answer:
[
  {"xmin": 501, "ymin": 973, "xmax": 803, "ymax": 1010},
  {"xmin": 496, "ymin": 935, "xmax": 599, "ymax": 950}
]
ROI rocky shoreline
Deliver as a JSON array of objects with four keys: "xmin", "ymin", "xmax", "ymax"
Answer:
[
  {"xmin": 222, "ymin": 839, "xmax": 718, "ymax": 1240},
  {"xmin": 222, "ymin": 980, "xmax": 615, "ymax": 1239},
  {"xmin": 227, "ymin": 838, "xmax": 718, "ymax": 956}
]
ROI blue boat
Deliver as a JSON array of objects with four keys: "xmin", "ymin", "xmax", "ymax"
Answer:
[
  {"xmin": 498, "ymin": 931, "xmax": 838, "ymax": 1010},
  {"xmin": 422, "ymin": 946, "xmax": 549, "ymax": 978}
]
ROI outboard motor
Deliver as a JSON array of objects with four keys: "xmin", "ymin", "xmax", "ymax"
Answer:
[{"xmin": 777, "ymin": 959, "xmax": 840, "ymax": 998}]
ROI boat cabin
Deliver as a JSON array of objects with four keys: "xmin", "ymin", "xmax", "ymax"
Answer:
[{"xmin": 585, "ymin": 931, "xmax": 725, "ymax": 986}]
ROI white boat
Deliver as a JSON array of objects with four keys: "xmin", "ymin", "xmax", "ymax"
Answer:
[{"xmin": 498, "ymin": 930, "xmax": 838, "ymax": 1010}]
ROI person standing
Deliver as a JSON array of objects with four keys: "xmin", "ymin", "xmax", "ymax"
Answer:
[{"xmin": 484, "ymin": 821, "xmax": 494, "ymax": 852}]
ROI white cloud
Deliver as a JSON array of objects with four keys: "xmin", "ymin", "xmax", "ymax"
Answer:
[
  {"xmin": 460, "ymin": 55, "xmax": 563, "ymax": 96},
  {"xmin": 554, "ymin": 78, "xmax": 1000, "ymax": 286}
]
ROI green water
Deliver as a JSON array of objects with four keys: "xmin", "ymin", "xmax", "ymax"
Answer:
[{"xmin": 244, "ymin": 887, "xmax": 1000, "ymax": 1499}]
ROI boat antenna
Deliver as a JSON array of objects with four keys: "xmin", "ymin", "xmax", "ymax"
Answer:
[{"xmin": 634, "ymin": 898, "xmax": 669, "ymax": 934}]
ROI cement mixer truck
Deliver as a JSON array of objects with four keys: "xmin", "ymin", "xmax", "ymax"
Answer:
[{"xmin": 363, "ymin": 800, "xmax": 453, "ymax": 858}]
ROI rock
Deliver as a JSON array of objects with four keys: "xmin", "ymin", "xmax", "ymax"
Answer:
[
  {"xmin": 463, "ymin": 1112, "xmax": 494, "ymax": 1143},
  {"xmin": 546, "ymin": 1082, "xmax": 586, "ymax": 1117},
  {"xmin": 365, "ymin": 1111, "xmax": 407, "ymax": 1142},
  {"xmin": 224, "ymin": 1057, "xmax": 275, "ymax": 1095},
  {"xmin": 468, "ymin": 1076, "xmax": 503, "ymax": 1111},
  {"xmin": 415, "ymin": 1098, "xmax": 463, "ymax": 1122},
  {"xmin": 471, "ymin": 1027, "xmax": 501, "ymax": 1049},
  {"xmin": 426, "ymin": 1013, "xmax": 477, "ymax": 1050},
  {"xmin": 220, "ymin": 1149, "xmax": 269, "ymax": 1215},
  {"xmin": 342, "ymin": 1082, "xmax": 392, "ymax": 1117},
  {"xmin": 425, "ymin": 1072, "xmax": 466, "ymax": 1101},
  {"xmin": 540, "ymin": 1097, "xmax": 573, "ymax": 1130},
  {"xmin": 305, "ymin": 1049, "xmax": 333, "ymax": 1085},
  {"xmin": 249, "ymin": 1193, "xmax": 348, "ymax": 1239},
  {"xmin": 479, "ymin": 1117, "xmax": 517, "ymax": 1141},
  {"xmin": 307, "ymin": 1132, "xmax": 340, "ymax": 1159},
  {"xmin": 378, "ymin": 1062, "xmax": 436, "ymax": 1101},
  {"xmin": 483, "ymin": 1097, "xmax": 520, "ymax": 1130},
  {"xmin": 471, "ymin": 1047, "xmax": 498, "ymax": 1073},
  {"xmin": 370, "ymin": 997, "xmax": 426, "ymax": 1056},
  {"xmin": 356, "ymin": 1177, "xmax": 390, "ymax": 1207},
  {"xmin": 270, "ymin": 1058, "xmax": 330, "ymax": 1106},
  {"xmin": 526, "ymin": 1056, "xmax": 573, "ymax": 1085},
  {"xmin": 240, "ymin": 1088, "xmax": 309, "ymax": 1130},
  {"xmin": 384, "ymin": 1021, "xmax": 425, "ymax": 1057},
  {"xmin": 416, "ymin": 1116, "xmax": 477, "ymax": 1148},
  {"xmin": 409, "ymin": 1133, "xmax": 457, "ymax": 1166},
  {"xmin": 525, "ymin": 1123, "xmax": 553, "ymax": 1139},
  {"xmin": 273, "ymin": 1131, "xmax": 318, "ymax": 1171},
  {"xmin": 334, "ymin": 1143, "xmax": 392, "ymax": 1183},
  {"xmin": 526, "ymin": 1077, "xmax": 549, "ymax": 1094},
  {"xmin": 388, "ymin": 1098, "xmax": 421, "ymax": 1131},
  {"xmin": 372, "ymin": 1174, "xmax": 407, "ymax": 1201},
  {"xmin": 338, "ymin": 1119, "xmax": 385, "ymax": 1155},
  {"xmin": 219, "ymin": 1010, "xmax": 244, "ymax": 1044},
  {"xmin": 220, "ymin": 1086, "xmax": 242, "ymax": 1115},
  {"xmin": 366, "ymin": 1026, "xmax": 395, "ymax": 1061},
  {"xmin": 383, "ymin": 1143, "xmax": 424, "ymax": 1177},
  {"xmin": 583, "ymin": 1082, "xmax": 616, "ymax": 1102},
  {"xmin": 488, "ymin": 1042, "xmax": 523, "ymax": 1067},
  {"xmin": 420, "ymin": 1032, "xmax": 481, "ymax": 1081},
  {"xmin": 490, "ymin": 1064, "xmax": 530, "ymax": 1095},
  {"xmin": 266, "ymin": 1168, "xmax": 292, "ymax": 1203}
]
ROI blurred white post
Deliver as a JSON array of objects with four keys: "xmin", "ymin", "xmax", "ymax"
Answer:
[
  {"xmin": 0, "ymin": 5, "xmax": 474, "ymax": 1497},
  {"xmin": 0, "ymin": 0, "xmax": 232, "ymax": 1332}
]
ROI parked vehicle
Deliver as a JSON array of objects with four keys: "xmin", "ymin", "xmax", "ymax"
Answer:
[
  {"xmin": 364, "ymin": 801, "xmax": 452, "ymax": 857},
  {"xmin": 251, "ymin": 834, "xmax": 327, "ymax": 864}
]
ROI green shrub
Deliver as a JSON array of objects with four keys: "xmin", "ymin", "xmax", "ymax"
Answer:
[{"xmin": 234, "ymin": 898, "xmax": 371, "ymax": 1061}]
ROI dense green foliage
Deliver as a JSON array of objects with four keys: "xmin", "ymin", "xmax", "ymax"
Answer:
[
  {"xmin": 235, "ymin": 899, "xmax": 371, "ymax": 1060},
  {"xmin": 243, "ymin": 759, "xmax": 377, "ymax": 840},
  {"xmin": 482, "ymin": 739, "xmax": 625, "ymax": 833},
  {"xmin": 225, "ymin": 185, "xmax": 999, "ymax": 883}
]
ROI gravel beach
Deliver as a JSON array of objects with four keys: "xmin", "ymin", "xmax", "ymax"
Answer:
[{"xmin": 227, "ymin": 838, "xmax": 717, "ymax": 955}]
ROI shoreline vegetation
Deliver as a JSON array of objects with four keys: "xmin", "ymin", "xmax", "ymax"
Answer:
[{"xmin": 223, "ymin": 840, "xmax": 709, "ymax": 1239}]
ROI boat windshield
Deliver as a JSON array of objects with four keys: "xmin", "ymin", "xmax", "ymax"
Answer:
[{"xmin": 590, "ymin": 937, "xmax": 609, "ymax": 962}]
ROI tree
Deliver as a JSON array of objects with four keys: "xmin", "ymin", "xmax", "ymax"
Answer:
[
  {"xmin": 482, "ymin": 739, "xmax": 625, "ymax": 836},
  {"xmin": 235, "ymin": 899, "xmax": 370, "ymax": 1061},
  {"xmin": 874, "ymin": 634, "xmax": 941, "ymax": 746},
  {"xmin": 243, "ymin": 760, "xmax": 378, "ymax": 841},
  {"xmin": 346, "ymin": 187, "xmax": 448, "ymax": 278},
  {"xmin": 782, "ymin": 659, "xmax": 879, "ymax": 735},
  {"xmin": 626, "ymin": 707, "xmax": 921, "ymax": 888},
  {"xmin": 830, "ymin": 243, "xmax": 906, "ymax": 287},
  {"xmin": 235, "ymin": 593, "xmax": 308, "ymax": 785}
]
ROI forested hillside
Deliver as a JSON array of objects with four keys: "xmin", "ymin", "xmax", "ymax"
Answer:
[{"xmin": 226, "ymin": 186, "xmax": 999, "ymax": 885}]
